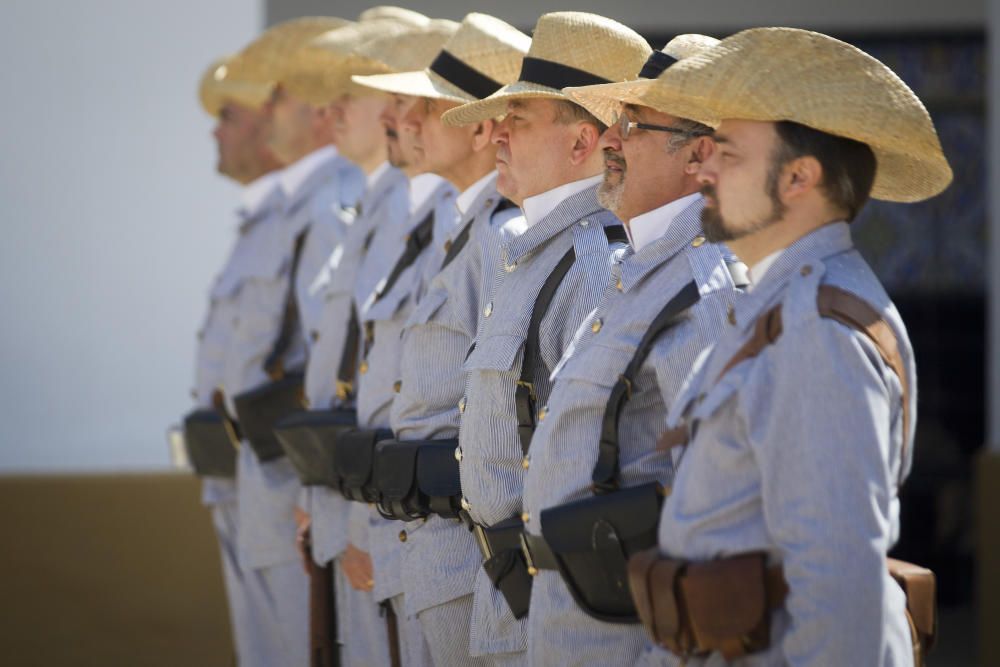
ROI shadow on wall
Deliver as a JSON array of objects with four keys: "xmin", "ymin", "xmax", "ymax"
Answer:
[{"xmin": 0, "ymin": 473, "xmax": 232, "ymax": 666}]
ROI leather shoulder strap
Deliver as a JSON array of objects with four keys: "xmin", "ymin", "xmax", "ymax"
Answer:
[
  {"xmin": 714, "ymin": 304, "xmax": 783, "ymax": 383},
  {"xmin": 373, "ymin": 210, "xmax": 435, "ymax": 303},
  {"xmin": 440, "ymin": 198, "xmax": 516, "ymax": 271},
  {"xmin": 264, "ymin": 228, "xmax": 309, "ymax": 379},
  {"xmin": 334, "ymin": 305, "xmax": 361, "ymax": 403},
  {"xmin": 592, "ymin": 281, "xmax": 700, "ymax": 493}
]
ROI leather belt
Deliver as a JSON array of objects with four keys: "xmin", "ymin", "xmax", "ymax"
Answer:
[{"xmin": 520, "ymin": 532, "xmax": 559, "ymax": 573}]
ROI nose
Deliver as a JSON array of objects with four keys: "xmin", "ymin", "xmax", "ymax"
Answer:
[
  {"xmin": 400, "ymin": 102, "xmax": 420, "ymax": 132},
  {"xmin": 599, "ymin": 121, "xmax": 622, "ymax": 152},
  {"xmin": 491, "ymin": 116, "xmax": 510, "ymax": 146},
  {"xmin": 697, "ymin": 151, "xmax": 719, "ymax": 185}
]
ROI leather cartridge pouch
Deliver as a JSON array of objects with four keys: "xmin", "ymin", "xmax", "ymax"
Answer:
[
  {"xmin": 274, "ymin": 407, "xmax": 357, "ymax": 487},
  {"xmin": 415, "ymin": 440, "xmax": 462, "ymax": 519},
  {"xmin": 232, "ymin": 372, "xmax": 306, "ymax": 462},
  {"xmin": 480, "ymin": 516, "xmax": 533, "ymax": 620},
  {"xmin": 888, "ymin": 558, "xmax": 937, "ymax": 664},
  {"xmin": 373, "ymin": 440, "xmax": 424, "ymax": 521},
  {"xmin": 539, "ymin": 482, "xmax": 664, "ymax": 623},
  {"xmin": 182, "ymin": 409, "xmax": 238, "ymax": 478},
  {"xmin": 333, "ymin": 427, "xmax": 392, "ymax": 503}
]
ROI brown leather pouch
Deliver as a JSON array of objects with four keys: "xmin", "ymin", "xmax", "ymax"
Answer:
[
  {"xmin": 888, "ymin": 558, "xmax": 936, "ymax": 664},
  {"xmin": 646, "ymin": 556, "xmax": 691, "ymax": 655},
  {"xmin": 681, "ymin": 553, "xmax": 770, "ymax": 660},
  {"xmin": 627, "ymin": 548, "xmax": 661, "ymax": 643}
]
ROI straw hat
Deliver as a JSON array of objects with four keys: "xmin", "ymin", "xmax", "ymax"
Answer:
[
  {"xmin": 198, "ymin": 55, "xmax": 274, "ymax": 117},
  {"xmin": 351, "ymin": 13, "xmax": 530, "ymax": 104},
  {"xmin": 353, "ymin": 18, "xmax": 459, "ymax": 72},
  {"xmin": 280, "ymin": 19, "xmax": 419, "ymax": 105},
  {"xmin": 440, "ymin": 11, "xmax": 651, "ymax": 127},
  {"xmin": 564, "ymin": 34, "xmax": 719, "ymax": 126},
  {"xmin": 576, "ymin": 27, "xmax": 952, "ymax": 202},
  {"xmin": 226, "ymin": 17, "xmax": 353, "ymax": 86},
  {"xmin": 359, "ymin": 5, "xmax": 430, "ymax": 28}
]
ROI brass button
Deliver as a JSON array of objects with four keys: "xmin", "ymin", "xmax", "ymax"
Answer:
[
  {"xmin": 579, "ymin": 219, "xmax": 590, "ymax": 228},
  {"xmin": 521, "ymin": 512, "xmax": 530, "ymax": 523},
  {"xmin": 692, "ymin": 235, "xmax": 706, "ymax": 247},
  {"xmin": 591, "ymin": 318, "xmax": 603, "ymax": 333},
  {"xmin": 504, "ymin": 262, "xmax": 517, "ymax": 273},
  {"xmin": 538, "ymin": 406, "xmax": 548, "ymax": 421},
  {"xmin": 458, "ymin": 396, "xmax": 466, "ymax": 413},
  {"xmin": 800, "ymin": 264, "xmax": 813, "ymax": 276},
  {"xmin": 616, "ymin": 277, "xmax": 623, "ymax": 291},
  {"xmin": 460, "ymin": 497, "xmax": 471, "ymax": 511},
  {"xmin": 310, "ymin": 330, "xmax": 319, "ymax": 342},
  {"xmin": 398, "ymin": 530, "xmax": 407, "ymax": 543},
  {"xmin": 527, "ymin": 565, "xmax": 539, "ymax": 576},
  {"xmin": 443, "ymin": 239, "xmax": 452, "ymax": 253},
  {"xmin": 359, "ymin": 360, "xmax": 369, "ymax": 374},
  {"xmin": 521, "ymin": 456, "xmax": 530, "ymax": 470},
  {"xmin": 454, "ymin": 446, "xmax": 463, "ymax": 462},
  {"xmin": 393, "ymin": 381, "xmax": 401, "ymax": 393},
  {"xmin": 484, "ymin": 302, "xmax": 493, "ymax": 318},
  {"xmin": 727, "ymin": 305, "xmax": 736, "ymax": 326}
]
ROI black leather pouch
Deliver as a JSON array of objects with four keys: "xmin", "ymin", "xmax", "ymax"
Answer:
[
  {"xmin": 539, "ymin": 482, "xmax": 663, "ymax": 623},
  {"xmin": 333, "ymin": 428, "xmax": 392, "ymax": 503},
  {"xmin": 274, "ymin": 408, "xmax": 357, "ymax": 487},
  {"xmin": 182, "ymin": 409, "xmax": 237, "ymax": 478},
  {"xmin": 373, "ymin": 440, "xmax": 424, "ymax": 520},
  {"xmin": 481, "ymin": 516, "xmax": 533, "ymax": 619},
  {"xmin": 415, "ymin": 440, "xmax": 462, "ymax": 518},
  {"xmin": 232, "ymin": 373, "xmax": 305, "ymax": 462}
]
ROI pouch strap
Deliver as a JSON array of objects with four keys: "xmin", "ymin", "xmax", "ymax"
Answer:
[
  {"xmin": 441, "ymin": 198, "xmax": 516, "ymax": 271},
  {"xmin": 335, "ymin": 306, "xmax": 360, "ymax": 402},
  {"xmin": 373, "ymin": 210, "xmax": 435, "ymax": 304},
  {"xmin": 521, "ymin": 532, "xmax": 559, "ymax": 572},
  {"xmin": 264, "ymin": 228, "xmax": 309, "ymax": 379},
  {"xmin": 592, "ymin": 281, "xmax": 700, "ymax": 493}
]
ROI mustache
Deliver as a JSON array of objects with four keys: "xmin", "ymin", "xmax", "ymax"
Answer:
[
  {"xmin": 604, "ymin": 148, "xmax": 626, "ymax": 169},
  {"xmin": 385, "ymin": 128, "xmax": 398, "ymax": 139},
  {"xmin": 700, "ymin": 184, "xmax": 717, "ymax": 199}
]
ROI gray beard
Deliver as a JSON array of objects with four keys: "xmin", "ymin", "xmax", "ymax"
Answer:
[{"xmin": 597, "ymin": 171, "xmax": 625, "ymax": 212}]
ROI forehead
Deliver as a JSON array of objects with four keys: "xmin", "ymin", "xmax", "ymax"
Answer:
[
  {"xmin": 623, "ymin": 102, "xmax": 677, "ymax": 124},
  {"xmin": 506, "ymin": 97, "xmax": 557, "ymax": 115},
  {"xmin": 714, "ymin": 119, "xmax": 776, "ymax": 150}
]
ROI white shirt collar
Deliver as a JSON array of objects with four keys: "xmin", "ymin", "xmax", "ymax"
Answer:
[
  {"xmin": 240, "ymin": 172, "xmax": 281, "ymax": 217},
  {"xmin": 748, "ymin": 248, "xmax": 783, "ymax": 290},
  {"xmin": 278, "ymin": 145, "xmax": 338, "ymax": 199},
  {"xmin": 366, "ymin": 160, "xmax": 391, "ymax": 192},
  {"xmin": 521, "ymin": 174, "xmax": 604, "ymax": 229},
  {"xmin": 625, "ymin": 192, "xmax": 702, "ymax": 252},
  {"xmin": 409, "ymin": 173, "xmax": 446, "ymax": 214},
  {"xmin": 455, "ymin": 170, "xmax": 497, "ymax": 217}
]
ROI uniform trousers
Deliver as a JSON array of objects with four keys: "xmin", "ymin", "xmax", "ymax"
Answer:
[
  {"xmin": 210, "ymin": 500, "xmax": 253, "ymax": 664},
  {"xmin": 416, "ymin": 594, "xmax": 491, "ymax": 667},
  {"xmin": 336, "ymin": 556, "xmax": 391, "ymax": 667},
  {"xmin": 239, "ymin": 558, "xmax": 309, "ymax": 667}
]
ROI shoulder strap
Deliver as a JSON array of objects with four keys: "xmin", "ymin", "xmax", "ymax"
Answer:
[
  {"xmin": 263, "ymin": 228, "xmax": 309, "ymax": 379},
  {"xmin": 715, "ymin": 285, "xmax": 910, "ymax": 485},
  {"xmin": 440, "ymin": 198, "xmax": 516, "ymax": 271},
  {"xmin": 515, "ymin": 224, "xmax": 628, "ymax": 455},
  {"xmin": 372, "ymin": 210, "xmax": 435, "ymax": 304},
  {"xmin": 592, "ymin": 281, "xmax": 701, "ymax": 493},
  {"xmin": 334, "ymin": 305, "xmax": 361, "ymax": 402}
]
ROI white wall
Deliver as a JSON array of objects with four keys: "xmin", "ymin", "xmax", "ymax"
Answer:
[{"xmin": 0, "ymin": 0, "xmax": 263, "ymax": 471}]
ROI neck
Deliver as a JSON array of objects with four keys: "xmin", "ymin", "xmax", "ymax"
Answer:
[
  {"xmin": 358, "ymin": 145, "xmax": 388, "ymax": 176},
  {"xmin": 727, "ymin": 206, "xmax": 844, "ymax": 268},
  {"xmin": 444, "ymin": 151, "xmax": 495, "ymax": 193}
]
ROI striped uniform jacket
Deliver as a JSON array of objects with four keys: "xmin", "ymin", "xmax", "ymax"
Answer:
[
  {"xmin": 389, "ymin": 172, "xmax": 521, "ymax": 617},
  {"xmin": 639, "ymin": 222, "xmax": 916, "ymax": 667},
  {"xmin": 520, "ymin": 197, "xmax": 740, "ymax": 665},
  {"xmin": 348, "ymin": 175, "xmax": 458, "ymax": 605},
  {"xmin": 457, "ymin": 183, "xmax": 625, "ymax": 657},
  {"xmin": 230, "ymin": 150, "xmax": 360, "ymax": 571},
  {"xmin": 301, "ymin": 161, "xmax": 398, "ymax": 566}
]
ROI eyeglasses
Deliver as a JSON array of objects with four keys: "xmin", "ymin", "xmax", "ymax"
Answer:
[{"xmin": 610, "ymin": 110, "xmax": 711, "ymax": 141}]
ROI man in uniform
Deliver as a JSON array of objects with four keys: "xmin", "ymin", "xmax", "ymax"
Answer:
[
  {"xmin": 614, "ymin": 28, "xmax": 951, "ymax": 666},
  {"xmin": 507, "ymin": 35, "xmax": 746, "ymax": 666},
  {"xmin": 440, "ymin": 12, "xmax": 651, "ymax": 664},
  {"xmin": 351, "ymin": 13, "xmax": 530, "ymax": 664},
  {"xmin": 189, "ymin": 54, "xmax": 283, "ymax": 665}
]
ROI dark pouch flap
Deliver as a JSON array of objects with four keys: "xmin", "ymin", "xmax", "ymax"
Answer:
[
  {"xmin": 182, "ymin": 409, "xmax": 236, "ymax": 478},
  {"xmin": 681, "ymin": 553, "xmax": 768, "ymax": 653},
  {"xmin": 540, "ymin": 482, "xmax": 663, "ymax": 555},
  {"xmin": 274, "ymin": 408, "xmax": 356, "ymax": 487},
  {"xmin": 373, "ymin": 440, "xmax": 421, "ymax": 501},
  {"xmin": 232, "ymin": 373, "xmax": 306, "ymax": 461},
  {"xmin": 482, "ymin": 547, "xmax": 533, "ymax": 620},
  {"xmin": 333, "ymin": 428, "xmax": 390, "ymax": 501},
  {"xmin": 888, "ymin": 558, "xmax": 937, "ymax": 652},
  {"xmin": 482, "ymin": 515, "xmax": 527, "ymax": 553},
  {"xmin": 416, "ymin": 440, "xmax": 461, "ymax": 498}
]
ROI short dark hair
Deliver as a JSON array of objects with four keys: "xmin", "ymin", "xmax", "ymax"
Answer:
[
  {"xmin": 552, "ymin": 99, "xmax": 607, "ymax": 134},
  {"xmin": 772, "ymin": 121, "xmax": 877, "ymax": 221}
]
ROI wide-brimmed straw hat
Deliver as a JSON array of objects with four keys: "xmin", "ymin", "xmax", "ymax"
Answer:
[
  {"xmin": 227, "ymin": 17, "xmax": 353, "ymax": 86},
  {"xmin": 351, "ymin": 13, "xmax": 530, "ymax": 104},
  {"xmin": 352, "ymin": 18, "xmax": 459, "ymax": 72},
  {"xmin": 198, "ymin": 55, "xmax": 274, "ymax": 117},
  {"xmin": 359, "ymin": 5, "xmax": 430, "ymax": 27},
  {"xmin": 586, "ymin": 27, "xmax": 953, "ymax": 202},
  {"xmin": 564, "ymin": 34, "xmax": 719, "ymax": 126},
  {"xmin": 440, "ymin": 11, "xmax": 651, "ymax": 126}
]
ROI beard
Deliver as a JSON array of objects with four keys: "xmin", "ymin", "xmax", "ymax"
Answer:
[
  {"xmin": 700, "ymin": 169, "xmax": 787, "ymax": 243},
  {"xmin": 597, "ymin": 150, "xmax": 626, "ymax": 212}
]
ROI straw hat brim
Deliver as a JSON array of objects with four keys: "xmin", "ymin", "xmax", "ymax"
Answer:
[
  {"xmin": 440, "ymin": 81, "xmax": 567, "ymax": 126},
  {"xmin": 351, "ymin": 69, "xmax": 473, "ymax": 104},
  {"xmin": 563, "ymin": 79, "xmax": 658, "ymax": 127},
  {"xmin": 201, "ymin": 80, "xmax": 274, "ymax": 117}
]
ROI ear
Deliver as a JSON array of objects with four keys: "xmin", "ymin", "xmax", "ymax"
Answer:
[
  {"xmin": 472, "ymin": 119, "xmax": 495, "ymax": 152},
  {"xmin": 782, "ymin": 155, "xmax": 823, "ymax": 201},
  {"xmin": 569, "ymin": 122, "xmax": 602, "ymax": 166},
  {"xmin": 684, "ymin": 135, "xmax": 715, "ymax": 175}
]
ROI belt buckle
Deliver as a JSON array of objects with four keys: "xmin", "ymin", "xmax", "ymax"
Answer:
[{"xmin": 473, "ymin": 524, "xmax": 493, "ymax": 560}]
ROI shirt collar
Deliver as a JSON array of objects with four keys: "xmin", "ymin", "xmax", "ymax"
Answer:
[
  {"xmin": 456, "ymin": 170, "xmax": 498, "ymax": 218},
  {"xmin": 409, "ymin": 173, "xmax": 447, "ymax": 215},
  {"xmin": 521, "ymin": 174, "xmax": 604, "ymax": 229},
  {"xmin": 747, "ymin": 248, "xmax": 783, "ymax": 290},
  {"xmin": 279, "ymin": 145, "xmax": 337, "ymax": 199},
  {"xmin": 626, "ymin": 192, "xmax": 702, "ymax": 252},
  {"xmin": 239, "ymin": 172, "xmax": 281, "ymax": 219},
  {"xmin": 366, "ymin": 160, "xmax": 391, "ymax": 192}
]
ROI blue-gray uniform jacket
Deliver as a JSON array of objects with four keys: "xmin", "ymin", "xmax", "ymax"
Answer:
[
  {"xmin": 348, "ymin": 174, "xmax": 458, "ymax": 605},
  {"xmin": 231, "ymin": 149, "xmax": 359, "ymax": 571},
  {"xmin": 389, "ymin": 172, "xmax": 520, "ymax": 617},
  {"xmin": 643, "ymin": 222, "xmax": 916, "ymax": 667},
  {"xmin": 457, "ymin": 183, "xmax": 624, "ymax": 657},
  {"xmin": 521, "ymin": 196, "xmax": 740, "ymax": 665}
]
